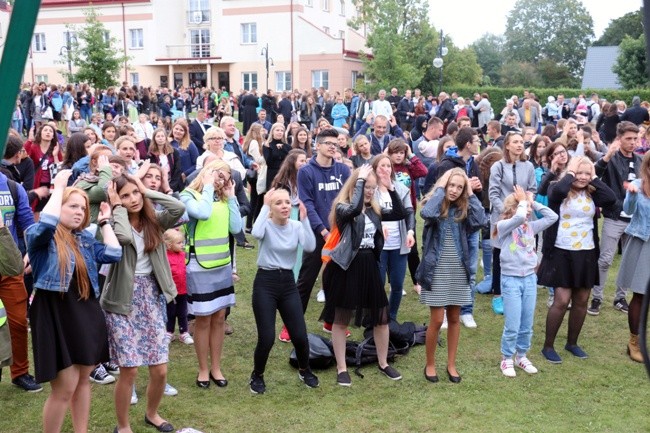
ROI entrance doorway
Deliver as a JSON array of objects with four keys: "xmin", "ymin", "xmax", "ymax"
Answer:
[
  {"xmin": 189, "ymin": 72, "xmax": 207, "ymax": 88},
  {"xmin": 218, "ymin": 72, "xmax": 230, "ymax": 92}
]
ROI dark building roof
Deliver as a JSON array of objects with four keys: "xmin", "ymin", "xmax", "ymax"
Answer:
[{"xmin": 582, "ymin": 46, "xmax": 621, "ymax": 90}]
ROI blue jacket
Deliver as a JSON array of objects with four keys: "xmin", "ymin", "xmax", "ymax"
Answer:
[
  {"xmin": 331, "ymin": 103, "xmax": 349, "ymax": 128},
  {"xmin": 416, "ymin": 188, "xmax": 487, "ymax": 290},
  {"xmin": 25, "ymin": 213, "xmax": 122, "ymax": 297},
  {"xmin": 0, "ymin": 172, "xmax": 34, "ymax": 243},
  {"xmin": 353, "ymin": 122, "xmax": 404, "ymax": 155},
  {"xmin": 171, "ymin": 139, "xmax": 199, "ymax": 177},
  {"xmin": 623, "ymin": 179, "xmax": 650, "ymax": 242},
  {"xmin": 297, "ymin": 156, "xmax": 351, "ymax": 234}
]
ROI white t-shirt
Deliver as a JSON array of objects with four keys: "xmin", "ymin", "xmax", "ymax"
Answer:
[
  {"xmin": 555, "ymin": 191, "xmax": 595, "ymax": 251},
  {"xmin": 378, "ymin": 190, "xmax": 400, "ymax": 250},
  {"xmin": 359, "ymin": 214, "xmax": 376, "ymax": 249}
]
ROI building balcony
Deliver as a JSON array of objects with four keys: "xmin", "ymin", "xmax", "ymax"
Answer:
[
  {"xmin": 186, "ymin": 10, "xmax": 210, "ymax": 25},
  {"xmin": 161, "ymin": 44, "xmax": 217, "ymax": 60}
]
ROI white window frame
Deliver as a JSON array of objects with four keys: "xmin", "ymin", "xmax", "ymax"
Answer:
[
  {"xmin": 339, "ymin": 0, "xmax": 345, "ymax": 15},
  {"xmin": 312, "ymin": 70, "xmax": 329, "ymax": 89},
  {"xmin": 305, "ymin": 0, "xmax": 313, "ymax": 6},
  {"xmin": 33, "ymin": 33, "xmax": 46, "ymax": 52},
  {"xmin": 103, "ymin": 31, "xmax": 111, "ymax": 44},
  {"xmin": 275, "ymin": 71, "xmax": 292, "ymax": 92},
  {"xmin": 351, "ymin": 71, "xmax": 359, "ymax": 88},
  {"xmin": 130, "ymin": 72, "xmax": 140, "ymax": 87},
  {"xmin": 189, "ymin": 0, "xmax": 209, "ymax": 12},
  {"xmin": 241, "ymin": 23, "xmax": 257, "ymax": 44},
  {"xmin": 35, "ymin": 74, "xmax": 48, "ymax": 84},
  {"xmin": 129, "ymin": 28, "xmax": 144, "ymax": 49},
  {"xmin": 190, "ymin": 29, "xmax": 211, "ymax": 57},
  {"xmin": 321, "ymin": 0, "xmax": 329, "ymax": 12},
  {"xmin": 63, "ymin": 31, "xmax": 76, "ymax": 46},
  {"xmin": 242, "ymin": 72, "xmax": 258, "ymax": 91}
]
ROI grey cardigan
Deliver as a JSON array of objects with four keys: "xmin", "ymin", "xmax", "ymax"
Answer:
[
  {"xmin": 100, "ymin": 190, "xmax": 186, "ymax": 315},
  {"xmin": 488, "ymin": 159, "xmax": 537, "ymax": 225}
]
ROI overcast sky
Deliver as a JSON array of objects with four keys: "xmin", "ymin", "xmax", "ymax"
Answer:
[{"xmin": 429, "ymin": 0, "xmax": 643, "ymax": 48}]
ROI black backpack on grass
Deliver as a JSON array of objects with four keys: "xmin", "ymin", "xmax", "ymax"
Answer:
[{"xmin": 288, "ymin": 333, "xmax": 335, "ymax": 370}]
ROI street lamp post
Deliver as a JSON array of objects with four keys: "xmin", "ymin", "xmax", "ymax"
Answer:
[
  {"xmin": 432, "ymin": 30, "xmax": 448, "ymax": 94},
  {"xmin": 260, "ymin": 43, "xmax": 274, "ymax": 91}
]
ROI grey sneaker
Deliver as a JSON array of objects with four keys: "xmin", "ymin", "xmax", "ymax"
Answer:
[{"xmin": 587, "ymin": 298, "xmax": 601, "ymax": 316}]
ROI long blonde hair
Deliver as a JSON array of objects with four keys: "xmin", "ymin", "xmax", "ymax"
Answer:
[
  {"xmin": 186, "ymin": 159, "xmax": 231, "ymax": 202},
  {"xmin": 328, "ymin": 168, "xmax": 381, "ymax": 230},
  {"xmin": 54, "ymin": 188, "xmax": 92, "ymax": 300},
  {"xmin": 422, "ymin": 167, "xmax": 470, "ymax": 222},
  {"xmin": 243, "ymin": 123, "xmax": 265, "ymax": 155}
]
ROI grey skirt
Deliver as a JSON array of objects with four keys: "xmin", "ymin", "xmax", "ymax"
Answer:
[{"xmin": 617, "ymin": 236, "xmax": 650, "ymax": 295}]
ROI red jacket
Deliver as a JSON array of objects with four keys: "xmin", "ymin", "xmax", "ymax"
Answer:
[
  {"xmin": 393, "ymin": 156, "xmax": 428, "ymax": 211},
  {"xmin": 166, "ymin": 249, "xmax": 187, "ymax": 295}
]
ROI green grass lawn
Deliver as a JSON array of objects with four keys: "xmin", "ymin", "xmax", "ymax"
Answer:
[{"xmin": 1, "ymin": 230, "xmax": 648, "ymax": 432}]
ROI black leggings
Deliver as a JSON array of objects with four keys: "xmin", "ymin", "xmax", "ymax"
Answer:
[
  {"xmin": 166, "ymin": 294, "xmax": 189, "ymax": 334},
  {"xmin": 252, "ymin": 269, "xmax": 310, "ymax": 374},
  {"xmin": 491, "ymin": 247, "xmax": 501, "ymax": 295}
]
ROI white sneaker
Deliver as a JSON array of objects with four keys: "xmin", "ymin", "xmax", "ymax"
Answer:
[
  {"xmin": 316, "ymin": 289, "xmax": 326, "ymax": 303},
  {"xmin": 131, "ymin": 385, "xmax": 138, "ymax": 405},
  {"xmin": 163, "ymin": 332, "xmax": 174, "ymax": 345},
  {"xmin": 460, "ymin": 313, "xmax": 477, "ymax": 328},
  {"xmin": 516, "ymin": 356, "xmax": 538, "ymax": 374},
  {"xmin": 500, "ymin": 357, "xmax": 516, "ymax": 377},
  {"xmin": 441, "ymin": 311, "xmax": 448, "ymax": 330},
  {"xmin": 164, "ymin": 383, "xmax": 178, "ymax": 396},
  {"xmin": 547, "ymin": 295, "xmax": 554, "ymax": 308},
  {"xmin": 402, "ymin": 289, "xmax": 407, "ymax": 296},
  {"xmin": 179, "ymin": 332, "xmax": 194, "ymax": 345}
]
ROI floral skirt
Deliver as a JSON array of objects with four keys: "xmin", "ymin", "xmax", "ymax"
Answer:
[{"xmin": 104, "ymin": 275, "xmax": 168, "ymax": 367}]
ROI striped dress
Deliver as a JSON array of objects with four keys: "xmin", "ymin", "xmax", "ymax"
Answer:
[{"xmin": 419, "ymin": 230, "xmax": 471, "ymax": 307}]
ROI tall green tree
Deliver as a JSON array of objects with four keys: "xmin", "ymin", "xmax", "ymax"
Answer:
[
  {"xmin": 613, "ymin": 35, "xmax": 649, "ymax": 89},
  {"xmin": 469, "ymin": 33, "xmax": 506, "ymax": 85},
  {"xmin": 594, "ymin": 8, "xmax": 643, "ymax": 47},
  {"xmin": 350, "ymin": 0, "xmax": 481, "ymax": 94},
  {"xmin": 66, "ymin": 8, "xmax": 127, "ymax": 91},
  {"xmin": 504, "ymin": 0, "xmax": 594, "ymax": 77}
]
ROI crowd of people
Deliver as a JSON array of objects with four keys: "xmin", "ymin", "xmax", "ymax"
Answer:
[{"xmin": 1, "ymin": 81, "xmax": 649, "ymax": 432}]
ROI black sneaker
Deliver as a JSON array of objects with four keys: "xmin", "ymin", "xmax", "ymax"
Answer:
[
  {"xmin": 103, "ymin": 362, "xmax": 120, "ymax": 375},
  {"xmin": 237, "ymin": 241, "xmax": 255, "ymax": 250},
  {"xmin": 613, "ymin": 298, "xmax": 629, "ymax": 313},
  {"xmin": 12, "ymin": 373, "xmax": 43, "ymax": 392},
  {"xmin": 89, "ymin": 364, "xmax": 115, "ymax": 384},
  {"xmin": 378, "ymin": 365, "xmax": 402, "ymax": 381},
  {"xmin": 587, "ymin": 298, "xmax": 602, "ymax": 316},
  {"xmin": 298, "ymin": 369, "xmax": 320, "ymax": 388},
  {"xmin": 249, "ymin": 371, "xmax": 265, "ymax": 394},
  {"xmin": 336, "ymin": 371, "xmax": 351, "ymax": 387}
]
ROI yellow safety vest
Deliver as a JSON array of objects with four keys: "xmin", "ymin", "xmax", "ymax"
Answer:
[
  {"xmin": 0, "ymin": 300, "xmax": 6, "ymax": 328},
  {"xmin": 184, "ymin": 190, "xmax": 231, "ymax": 269}
]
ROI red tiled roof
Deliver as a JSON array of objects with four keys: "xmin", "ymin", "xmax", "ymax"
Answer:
[{"xmin": 41, "ymin": 0, "xmax": 149, "ymax": 6}]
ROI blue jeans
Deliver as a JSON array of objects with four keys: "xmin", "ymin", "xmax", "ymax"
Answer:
[
  {"xmin": 461, "ymin": 230, "xmax": 479, "ymax": 315},
  {"xmin": 379, "ymin": 249, "xmax": 408, "ymax": 321},
  {"xmin": 80, "ymin": 105, "xmax": 93, "ymax": 123},
  {"xmin": 500, "ymin": 274, "xmax": 537, "ymax": 357}
]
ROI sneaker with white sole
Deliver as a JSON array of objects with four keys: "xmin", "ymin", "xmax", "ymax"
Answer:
[
  {"xmin": 402, "ymin": 289, "xmax": 407, "ymax": 296},
  {"xmin": 103, "ymin": 362, "xmax": 120, "ymax": 375},
  {"xmin": 515, "ymin": 356, "xmax": 538, "ymax": 374},
  {"xmin": 131, "ymin": 385, "xmax": 138, "ymax": 405},
  {"xmin": 440, "ymin": 311, "xmax": 448, "ymax": 330},
  {"xmin": 179, "ymin": 332, "xmax": 194, "ymax": 345},
  {"xmin": 500, "ymin": 357, "xmax": 516, "ymax": 377},
  {"xmin": 316, "ymin": 289, "xmax": 326, "ymax": 303},
  {"xmin": 460, "ymin": 313, "xmax": 477, "ymax": 328},
  {"xmin": 164, "ymin": 383, "xmax": 178, "ymax": 396},
  {"xmin": 299, "ymin": 369, "xmax": 320, "ymax": 388},
  {"xmin": 547, "ymin": 295, "xmax": 554, "ymax": 308},
  {"xmin": 89, "ymin": 364, "xmax": 115, "ymax": 384},
  {"xmin": 163, "ymin": 332, "xmax": 174, "ymax": 345}
]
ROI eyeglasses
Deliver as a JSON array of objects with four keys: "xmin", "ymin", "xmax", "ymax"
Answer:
[
  {"xmin": 551, "ymin": 149, "xmax": 567, "ymax": 157},
  {"xmin": 321, "ymin": 141, "xmax": 338, "ymax": 147}
]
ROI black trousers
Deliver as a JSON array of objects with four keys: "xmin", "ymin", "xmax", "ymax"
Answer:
[
  {"xmin": 166, "ymin": 294, "xmax": 189, "ymax": 334},
  {"xmin": 296, "ymin": 232, "xmax": 326, "ymax": 313},
  {"xmin": 252, "ymin": 269, "xmax": 309, "ymax": 373}
]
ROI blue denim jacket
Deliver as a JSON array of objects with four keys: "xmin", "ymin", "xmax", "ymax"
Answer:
[
  {"xmin": 25, "ymin": 213, "xmax": 122, "ymax": 297},
  {"xmin": 623, "ymin": 179, "xmax": 650, "ymax": 242},
  {"xmin": 416, "ymin": 188, "xmax": 487, "ymax": 291}
]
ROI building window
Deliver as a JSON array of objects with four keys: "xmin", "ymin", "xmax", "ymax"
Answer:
[
  {"xmin": 130, "ymin": 72, "xmax": 140, "ymax": 87},
  {"xmin": 33, "ymin": 33, "xmax": 46, "ymax": 52},
  {"xmin": 305, "ymin": 0, "xmax": 313, "ymax": 6},
  {"xmin": 339, "ymin": 0, "xmax": 345, "ymax": 15},
  {"xmin": 35, "ymin": 74, "xmax": 48, "ymax": 84},
  {"xmin": 129, "ymin": 29, "xmax": 144, "ymax": 49},
  {"xmin": 351, "ymin": 71, "xmax": 360, "ymax": 88},
  {"xmin": 242, "ymin": 72, "xmax": 258, "ymax": 91},
  {"xmin": 321, "ymin": 0, "xmax": 329, "ymax": 12},
  {"xmin": 275, "ymin": 71, "xmax": 292, "ymax": 92},
  {"xmin": 241, "ymin": 23, "xmax": 257, "ymax": 44},
  {"xmin": 312, "ymin": 70, "xmax": 329, "ymax": 89},
  {"xmin": 103, "ymin": 31, "xmax": 111, "ymax": 44},
  {"xmin": 188, "ymin": 0, "xmax": 210, "ymax": 23},
  {"xmin": 190, "ymin": 29, "xmax": 211, "ymax": 57},
  {"xmin": 63, "ymin": 31, "xmax": 76, "ymax": 46}
]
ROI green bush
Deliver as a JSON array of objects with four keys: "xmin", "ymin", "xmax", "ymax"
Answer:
[{"xmin": 447, "ymin": 85, "xmax": 650, "ymax": 106}]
